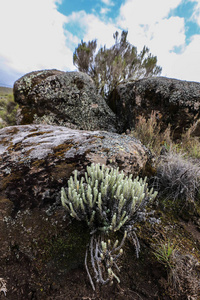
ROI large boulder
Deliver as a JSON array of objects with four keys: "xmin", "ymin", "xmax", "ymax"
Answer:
[
  {"xmin": 0, "ymin": 124, "xmax": 151, "ymax": 299},
  {"xmin": 0, "ymin": 125, "xmax": 150, "ymax": 212},
  {"xmin": 14, "ymin": 70, "xmax": 117, "ymax": 132},
  {"xmin": 108, "ymin": 76, "xmax": 200, "ymax": 138}
]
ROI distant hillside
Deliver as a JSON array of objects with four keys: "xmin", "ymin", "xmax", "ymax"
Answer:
[
  {"xmin": 0, "ymin": 86, "xmax": 17, "ymax": 128},
  {"xmin": 0, "ymin": 86, "xmax": 13, "ymax": 95}
]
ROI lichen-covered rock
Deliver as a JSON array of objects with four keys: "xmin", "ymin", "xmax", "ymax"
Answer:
[
  {"xmin": 0, "ymin": 124, "xmax": 150, "ymax": 212},
  {"xmin": 108, "ymin": 76, "xmax": 200, "ymax": 138},
  {"xmin": 0, "ymin": 124, "xmax": 150, "ymax": 299},
  {"xmin": 14, "ymin": 70, "xmax": 117, "ymax": 132}
]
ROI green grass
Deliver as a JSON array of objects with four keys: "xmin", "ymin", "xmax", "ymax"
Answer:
[
  {"xmin": 153, "ymin": 238, "xmax": 175, "ymax": 270},
  {"xmin": 0, "ymin": 86, "xmax": 18, "ymax": 128}
]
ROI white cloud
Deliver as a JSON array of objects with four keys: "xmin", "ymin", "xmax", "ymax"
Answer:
[
  {"xmin": 117, "ymin": 0, "xmax": 185, "ymax": 53},
  {"xmin": 117, "ymin": 0, "xmax": 185, "ymax": 51},
  {"xmin": 100, "ymin": 7, "xmax": 110, "ymax": 15},
  {"xmin": 190, "ymin": 0, "xmax": 200, "ymax": 26},
  {"xmin": 116, "ymin": 0, "xmax": 200, "ymax": 82},
  {"xmin": 147, "ymin": 17, "xmax": 186, "ymax": 56},
  {"xmin": 66, "ymin": 11, "xmax": 119, "ymax": 48},
  {"xmin": 0, "ymin": 0, "xmax": 74, "ymax": 79},
  {"xmin": 118, "ymin": 0, "xmax": 182, "ymax": 26},
  {"xmin": 101, "ymin": 0, "xmax": 114, "ymax": 6},
  {"xmin": 163, "ymin": 34, "xmax": 200, "ymax": 82}
]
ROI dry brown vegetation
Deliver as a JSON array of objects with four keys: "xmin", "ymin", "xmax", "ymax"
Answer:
[
  {"xmin": 132, "ymin": 110, "xmax": 200, "ymax": 159},
  {"xmin": 132, "ymin": 111, "xmax": 200, "ymax": 299}
]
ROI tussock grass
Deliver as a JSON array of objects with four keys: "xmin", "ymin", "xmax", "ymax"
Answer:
[{"xmin": 154, "ymin": 151, "xmax": 200, "ymax": 203}]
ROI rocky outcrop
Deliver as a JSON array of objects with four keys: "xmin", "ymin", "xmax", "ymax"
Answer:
[
  {"xmin": 108, "ymin": 76, "xmax": 200, "ymax": 138},
  {"xmin": 14, "ymin": 71, "xmax": 200, "ymax": 138},
  {"xmin": 14, "ymin": 70, "xmax": 117, "ymax": 132},
  {"xmin": 0, "ymin": 124, "xmax": 152, "ymax": 299}
]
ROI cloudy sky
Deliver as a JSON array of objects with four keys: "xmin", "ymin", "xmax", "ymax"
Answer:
[{"xmin": 0, "ymin": 0, "xmax": 200, "ymax": 87}]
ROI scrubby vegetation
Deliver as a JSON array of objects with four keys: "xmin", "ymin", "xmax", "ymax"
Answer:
[
  {"xmin": 131, "ymin": 111, "xmax": 200, "ymax": 299},
  {"xmin": 0, "ymin": 87, "xmax": 18, "ymax": 128},
  {"xmin": 132, "ymin": 110, "xmax": 200, "ymax": 160},
  {"xmin": 2, "ymin": 75, "xmax": 199, "ymax": 298},
  {"xmin": 132, "ymin": 111, "xmax": 172, "ymax": 155},
  {"xmin": 132, "ymin": 111, "xmax": 200, "ymax": 206}
]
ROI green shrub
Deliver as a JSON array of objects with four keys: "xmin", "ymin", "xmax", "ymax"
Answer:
[{"xmin": 61, "ymin": 163, "xmax": 157, "ymax": 289}]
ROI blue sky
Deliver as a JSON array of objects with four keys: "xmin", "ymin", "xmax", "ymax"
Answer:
[
  {"xmin": 169, "ymin": 1, "xmax": 200, "ymax": 43},
  {"xmin": 0, "ymin": 0, "xmax": 200, "ymax": 87},
  {"xmin": 58, "ymin": 0, "xmax": 123, "ymax": 20}
]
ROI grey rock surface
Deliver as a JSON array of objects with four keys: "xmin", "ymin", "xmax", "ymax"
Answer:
[
  {"xmin": 0, "ymin": 124, "xmax": 150, "ymax": 213},
  {"xmin": 14, "ymin": 69, "xmax": 117, "ymax": 132},
  {"xmin": 109, "ymin": 76, "xmax": 200, "ymax": 137}
]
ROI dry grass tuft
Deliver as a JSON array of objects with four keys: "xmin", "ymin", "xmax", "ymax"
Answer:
[
  {"xmin": 169, "ymin": 251, "xmax": 200, "ymax": 299},
  {"xmin": 132, "ymin": 111, "xmax": 200, "ymax": 159},
  {"xmin": 154, "ymin": 151, "xmax": 200, "ymax": 203},
  {"xmin": 131, "ymin": 111, "xmax": 172, "ymax": 155},
  {"xmin": 180, "ymin": 119, "xmax": 200, "ymax": 159}
]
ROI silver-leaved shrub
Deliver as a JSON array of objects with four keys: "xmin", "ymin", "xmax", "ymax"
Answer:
[{"xmin": 61, "ymin": 163, "xmax": 157, "ymax": 289}]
